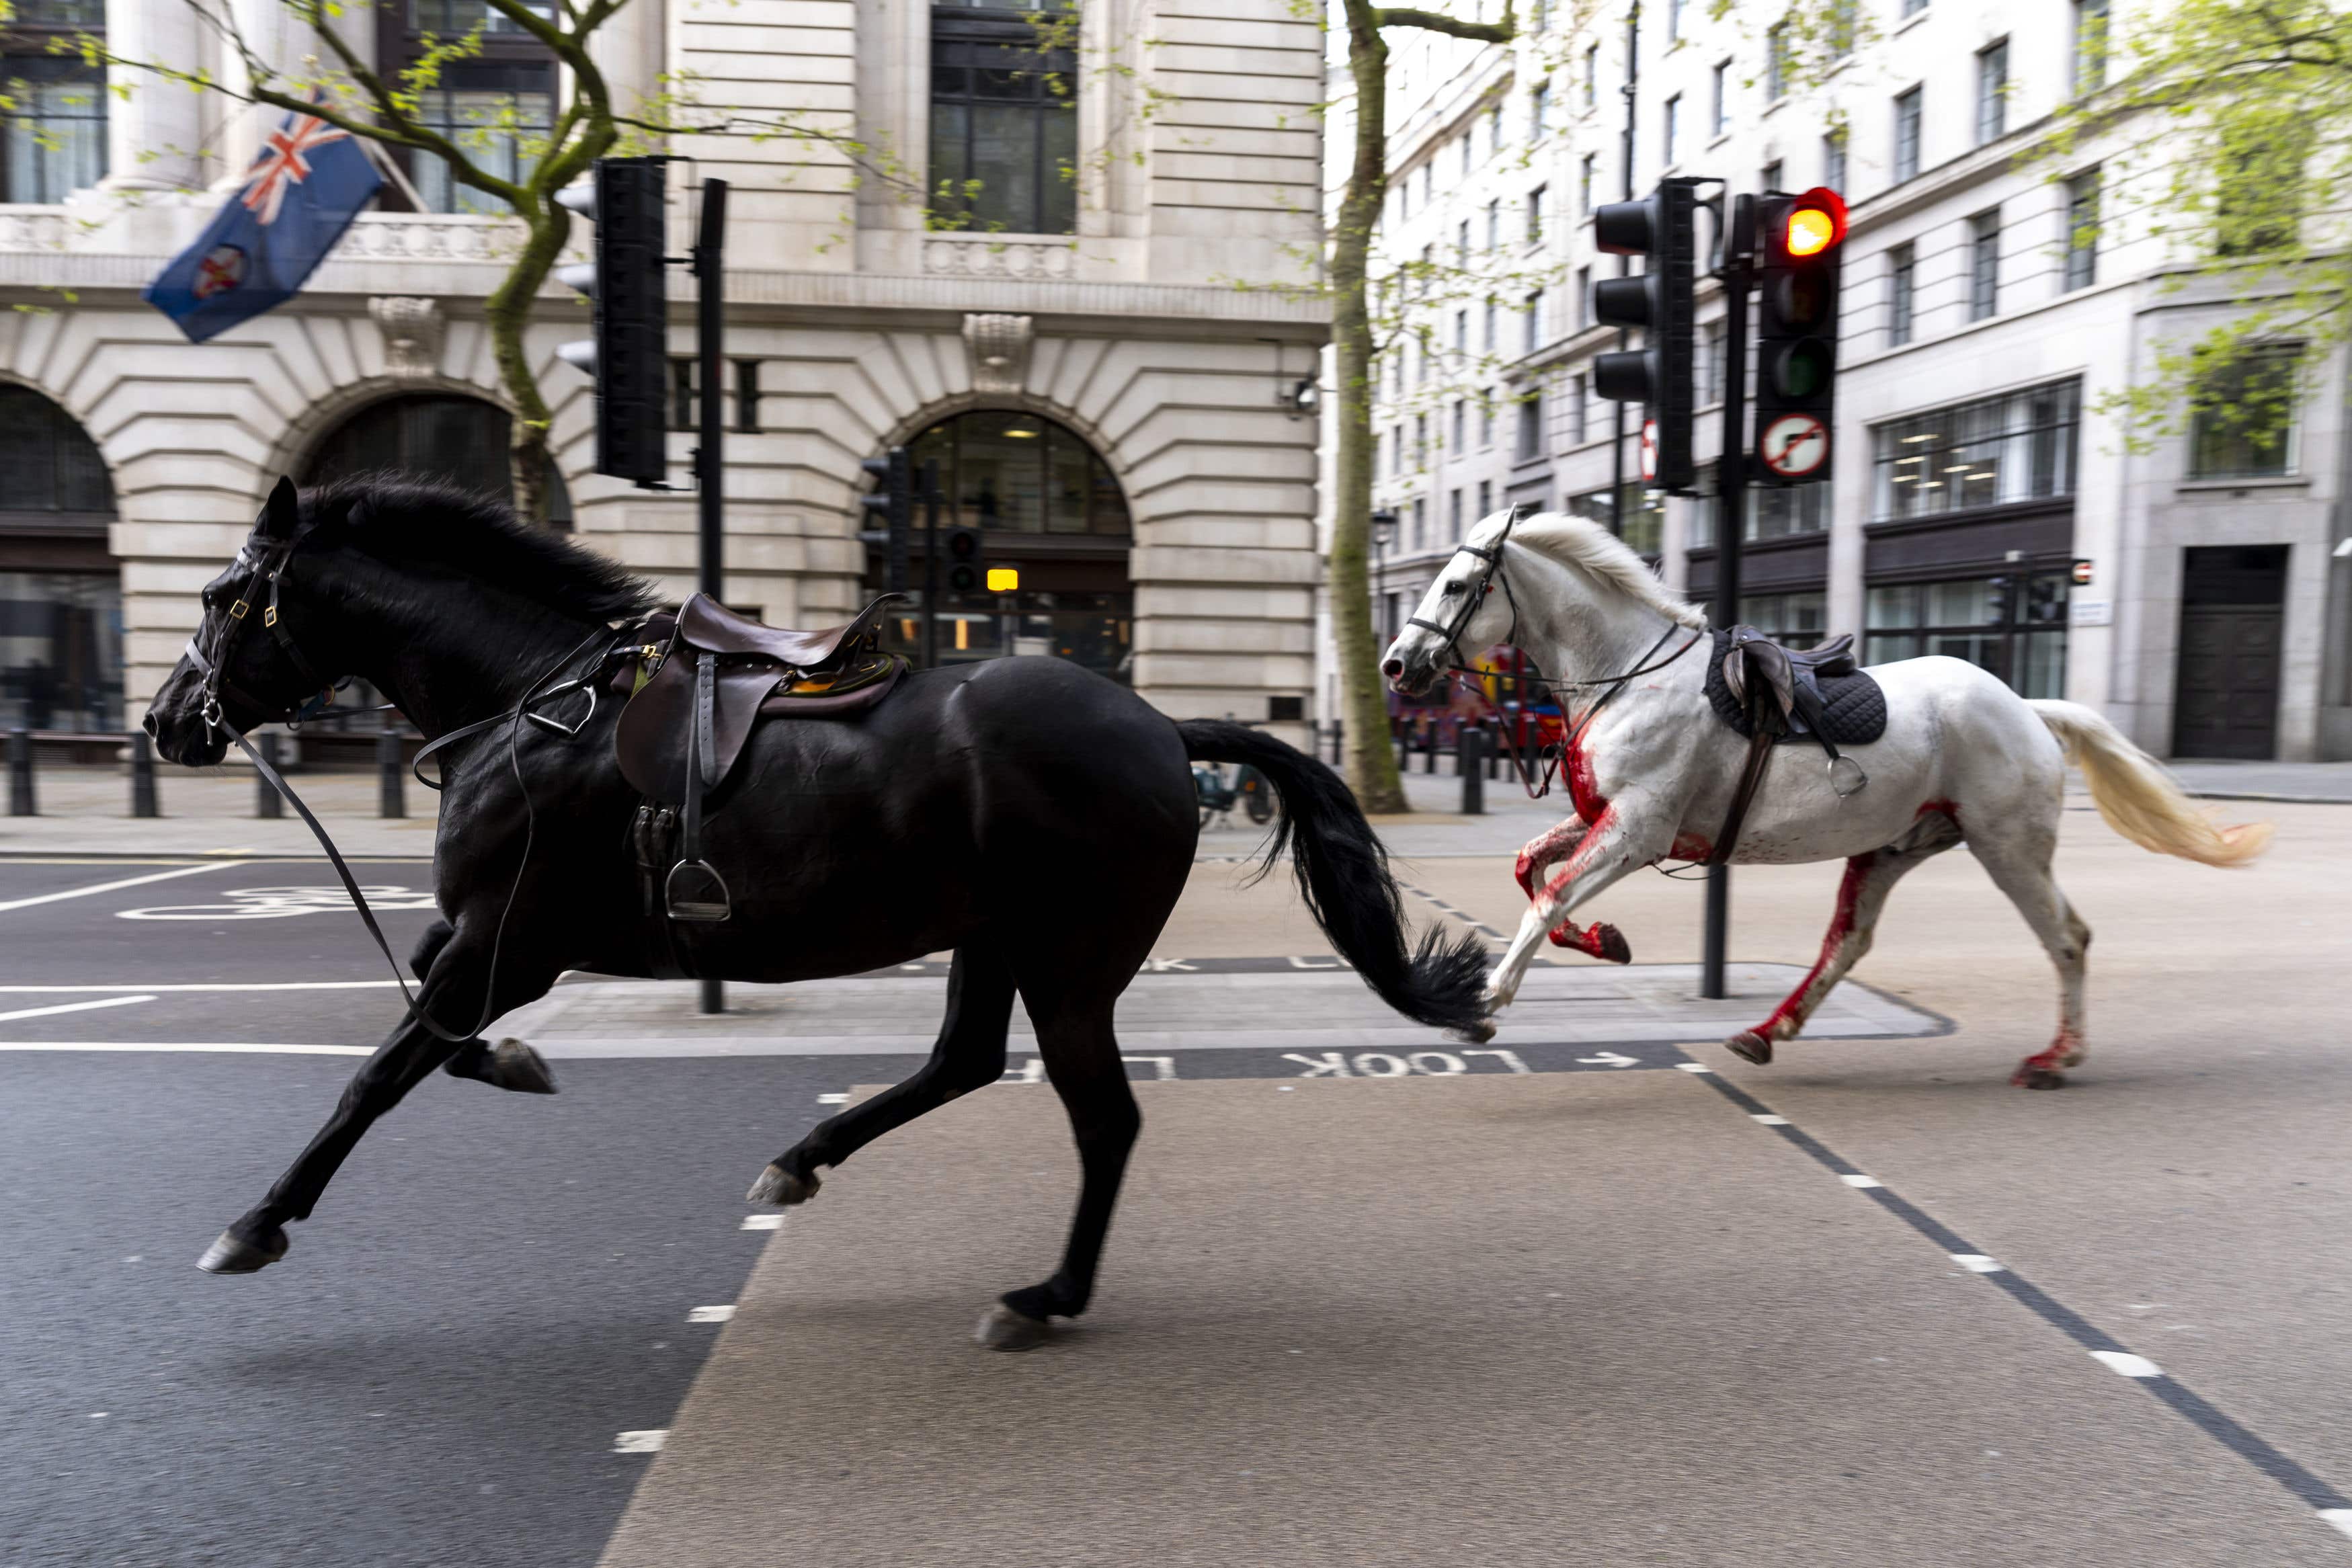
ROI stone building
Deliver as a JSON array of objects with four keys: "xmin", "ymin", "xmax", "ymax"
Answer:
[
  {"xmin": 1330, "ymin": 0, "xmax": 2352, "ymax": 763},
  {"xmin": 0, "ymin": 0, "xmax": 1326, "ymax": 743}
]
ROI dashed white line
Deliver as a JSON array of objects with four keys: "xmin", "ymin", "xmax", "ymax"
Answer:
[
  {"xmin": 0, "ymin": 981, "xmax": 402, "ymax": 994},
  {"xmin": 0, "ymin": 863, "xmax": 220, "ymax": 913},
  {"xmin": 1674, "ymin": 1062, "xmax": 1713, "ymax": 1074},
  {"xmin": 687, "ymin": 1305, "xmax": 736, "ymax": 1323},
  {"xmin": 1750, "ymin": 1113, "xmax": 1790, "ymax": 1126},
  {"xmin": 612, "ymin": 1430, "xmax": 667, "ymax": 1454},
  {"xmin": 1951, "ymin": 1254, "xmax": 2006, "ymax": 1274},
  {"xmin": 2091, "ymin": 1351, "xmax": 2163, "ymax": 1379},
  {"xmin": 1840, "ymin": 1173, "xmax": 1883, "ymax": 1189},
  {"xmin": 2318, "ymin": 1510, "xmax": 2352, "ymax": 1543},
  {"xmin": 740, "ymin": 1214, "xmax": 784, "ymax": 1231},
  {"xmin": 0, "ymin": 995, "xmax": 155, "ymax": 1025},
  {"xmin": 0, "ymin": 1041, "xmax": 373, "ymax": 1055},
  {"xmin": 815, "ymin": 1091, "xmax": 850, "ymax": 1105}
]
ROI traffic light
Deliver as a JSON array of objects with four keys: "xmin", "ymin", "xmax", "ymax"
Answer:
[
  {"xmin": 860, "ymin": 445, "xmax": 912, "ymax": 593},
  {"xmin": 1590, "ymin": 178, "xmax": 1699, "ymax": 492},
  {"xmin": 1751, "ymin": 185, "xmax": 1847, "ymax": 485},
  {"xmin": 555, "ymin": 157, "xmax": 670, "ymax": 485},
  {"xmin": 942, "ymin": 526, "xmax": 987, "ymax": 594}
]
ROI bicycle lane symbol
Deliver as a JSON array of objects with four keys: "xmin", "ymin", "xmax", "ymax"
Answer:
[{"xmin": 116, "ymin": 886, "xmax": 441, "ymax": 921}]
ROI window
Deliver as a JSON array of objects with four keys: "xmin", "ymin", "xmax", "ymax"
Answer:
[
  {"xmin": 308, "ymin": 390, "xmax": 572, "ymax": 528},
  {"xmin": 1664, "ymin": 94, "xmax": 1682, "ymax": 165},
  {"xmin": 669, "ymin": 358, "xmax": 698, "ymax": 431},
  {"xmin": 1484, "ymin": 298, "xmax": 1498, "ymax": 351},
  {"xmin": 1531, "ymin": 0, "xmax": 1547, "ymax": 31},
  {"xmin": 1574, "ymin": 265, "xmax": 1591, "ymax": 330},
  {"xmin": 1449, "ymin": 489, "xmax": 1465, "ymax": 539},
  {"xmin": 1525, "ymin": 290, "xmax": 1545, "ymax": 353},
  {"xmin": 1866, "ymin": 576, "xmax": 2070, "ymax": 699},
  {"xmin": 1570, "ymin": 482, "xmax": 1663, "ymax": 555},
  {"xmin": 1391, "ymin": 423, "xmax": 1404, "ymax": 475},
  {"xmin": 1488, "ymin": 101, "xmax": 1504, "ymax": 155},
  {"xmin": 1454, "ymin": 308, "xmax": 1469, "ymax": 354},
  {"xmin": 1422, "ymin": 161, "xmax": 1434, "ymax": 207},
  {"xmin": 1894, "ymin": 87, "xmax": 1923, "ymax": 183},
  {"xmin": 2216, "ymin": 113, "xmax": 2310, "ymax": 256},
  {"xmin": 1486, "ymin": 198, "xmax": 1500, "ymax": 251},
  {"xmin": 1760, "ymin": 159, "xmax": 1783, "ymax": 195},
  {"xmin": 1902, "ymin": 0, "xmax": 1928, "ymax": 14},
  {"xmin": 1570, "ymin": 373, "xmax": 1588, "ymax": 444},
  {"xmin": 2072, "ymin": 0, "xmax": 2109, "ymax": 93},
  {"xmin": 928, "ymin": 4, "xmax": 1079, "ymax": 235},
  {"xmin": 1451, "ymin": 398, "xmax": 1465, "ymax": 450},
  {"xmin": 1976, "ymin": 40, "xmax": 2009, "ymax": 145},
  {"xmin": 1738, "ymin": 591, "xmax": 1828, "ymax": 647},
  {"xmin": 1668, "ymin": 0, "xmax": 1685, "ymax": 43},
  {"xmin": 1694, "ymin": 468, "xmax": 1832, "ymax": 548},
  {"xmin": 1477, "ymin": 479, "xmax": 1493, "ymax": 519},
  {"xmin": 1516, "ymin": 395, "xmax": 1545, "ymax": 460},
  {"xmin": 1826, "ymin": 0, "xmax": 1857, "ymax": 56},
  {"xmin": 1968, "ymin": 208, "xmax": 2000, "ymax": 321},
  {"xmin": 1527, "ymin": 185, "xmax": 1547, "ymax": 245},
  {"xmin": 2191, "ymin": 346, "xmax": 2302, "ymax": 479},
  {"xmin": 1414, "ymin": 413, "xmax": 1428, "ymax": 465},
  {"xmin": 1765, "ymin": 24, "xmax": 1787, "ymax": 101},
  {"xmin": 1457, "ymin": 219, "xmax": 1470, "ymax": 267},
  {"xmin": 1, "ymin": 0, "xmax": 107, "ymax": 203},
  {"xmin": 380, "ymin": 2, "xmax": 558, "ymax": 214},
  {"xmin": 1411, "ymin": 497, "xmax": 1426, "ymax": 552},
  {"xmin": 1888, "ymin": 243, "xmax": 1916, "ymax": 347},
  {"xmin": 2064, "ymin": 169, "xmax": 2100, "ymax": 291},
  {"xmin": 1699, "ymin": 318, "xmax": 1726, "ymax": 405},
  {"xmin": 1872, "ymin": 378, "xmax": 2082, "ymax": 521},
  {"xmin": 1479, "ymin": 393, "xmax": 1496, "ymax": 448},
  {"xmin": 1823, "ymin": 130, "xmax": 1847, "ymax": 192},
  {"xmin": 1711, "ymin": 63, "xmax": 1730, "ymax": 137},
  {"xmin": 1531, "ymin": 82, "xmax": 1552, "ymax": 140},
  {"xmin": 0, "ymin": 382, "xmax": 112, "ymax": 522},
  {"xmin": 1579, "ymin": 154, "xmax": 1595, "ymax": 216},
  {"xmin": 1583, "ymin": 44, "xmax": 1599, "ymax": 113},
  {"xmin": 1461, "ymin": 135, "xmax": 1473, "ymax": 179}
]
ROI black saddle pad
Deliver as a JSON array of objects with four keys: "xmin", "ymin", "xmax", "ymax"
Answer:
[{"xmin": 1704, "ymin": 629, "xmax": 1889, "ymax": 747}]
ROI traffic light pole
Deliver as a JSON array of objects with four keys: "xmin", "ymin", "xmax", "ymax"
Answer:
[
  {"xmin": 1609, "ymin": 1, "xmax": 1639, "ymax": 541},
  {"xmin": 1702, "ymin": 193, "xmax": 1755, "ymax": 1003},
  {"xmin": 694, "ymin": 177, "xmax": 729, "ymax": 1018}
]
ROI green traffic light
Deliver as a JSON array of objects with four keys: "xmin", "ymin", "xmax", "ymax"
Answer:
[{"xmin": 1774, "ymin": 339, "xmax": 1832, "ymax": 399}]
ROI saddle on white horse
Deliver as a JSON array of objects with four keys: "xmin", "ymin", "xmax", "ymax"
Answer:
[{"xmin": 1703, "ymin": 626, "xmax": 1888, "ymax": 864}]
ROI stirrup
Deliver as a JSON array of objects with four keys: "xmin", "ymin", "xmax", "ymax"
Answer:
[{"xmin": 665, "ymin": 858, "xmax": 733, "ymax": 922}]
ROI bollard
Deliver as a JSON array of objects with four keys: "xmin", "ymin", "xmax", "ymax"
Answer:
[
  {"xmin": 130, "ymin": 732, "xmax": 159, "ymax": 818},
  {"xmin": 254, "ymin": 732, "xmax": 284, "ymax": 818},
  {"xmin": 1330, "ymin": 718, "xmax": 1343, "ymax": 767},
  {"xmin": 378, "ymin": 727, "xmax": 406, "ymax": 819},
  {"xmin": 1423, "ymin": 729, "xmax": 1438, "ymax": 774},
  {"xmin": 1459, "ymin": 728, "xmax": 1484, "ymax": 815},
  {"xmin": 8, "ymin": 729, "xmax": 33, "ymax": 816}
]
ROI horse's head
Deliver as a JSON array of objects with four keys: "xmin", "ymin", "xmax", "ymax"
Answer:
[
  {"xmin": 145, "ymin": 477, "xmax": 341, "ymax": 766},
  {"xmin": 1381, "ymin": 509, "xmax": 1523, "ymax": 698}
]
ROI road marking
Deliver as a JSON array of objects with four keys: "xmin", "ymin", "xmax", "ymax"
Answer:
[
  {"xmin": 1951, "ymin": 1253, "xmax": 2006, "ymax": 1274},
  {"xmin": 612, "ymin": 1430, "xmax": 667, "ymax": 1454},
  {"xmin": 815, "ymin": 1092, "xmax": 850, "ymax": 1105},
  {"xmin": 0, "ymin": 981, "xmax": 403, "ymax": 993},
  {"xmin": 1674, "ymin": 1062, "xmax": 1713, "ymax": 1074},
  {"xmin": 740, "ymin": 1214, "xmax": 784, "ymax": 1231},
  {"xmin": 687, "ymin": 1305, "xmax": 736, "ymax": 1323},
  {"xmin": 0, "ymin": 862, "xmax": 221, "ymax": 913},
  {"xmin": 0, "ymin": 995, "xmax": 155, "ymax": 1025},
  {"xmin": 1682, "ymin": 1067, "xmax": 2352, "ymax": 1532},
  {"xmin": 1840, "ymin": 1173, "xmax": 1883, "ymax": 1189},
  {"xmin": 0, "ymin": 1041, "xmax": 372, "ymax": 1055},
  {"xmin": 1576, "ymin": 1050, "xmax": 1639, "ymax": 1067},
  {"xmin": 2091, "ymin": 1351, "xmax": 2162, "ymax": 1379}
]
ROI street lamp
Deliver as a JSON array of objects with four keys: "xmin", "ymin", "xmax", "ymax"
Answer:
[{"xmin": 1369, "ymin": 507, "xmax": 1400, "ymax": 644}]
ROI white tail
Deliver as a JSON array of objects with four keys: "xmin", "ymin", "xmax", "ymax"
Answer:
[{"xmin": 2028, "ymin": 700, "xmax": 2272, "ymax": 868}]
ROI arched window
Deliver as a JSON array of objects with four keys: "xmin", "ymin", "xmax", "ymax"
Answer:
[
  {"xmin": 873, "ymin": 410, "xmax": 1131, "ymax": 679},
  {"xmin": 305, "ymin": 393, "xmax": 571, "ymax": 528},
  {"xmin": 0, "ymin": 383, "xmax": 118, "ymax": 731}
]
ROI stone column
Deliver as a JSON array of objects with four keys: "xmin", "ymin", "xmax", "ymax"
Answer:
[
  {"xmin": 213, "ymin": 0, "xmax": 322, "ymax": 188},
  {"xmin": 99, "ymin": 0, "xmax": 203, "ymax": 192},
  {"xmin": 587, "ymin": 0, "xmax": 663, "ymax": 126}
]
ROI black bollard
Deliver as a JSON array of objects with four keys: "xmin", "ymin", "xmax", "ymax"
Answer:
[
  {"xmin": 378, "ymin": 727, "xmax": 405, "ymax": 819},
  {"xmin": 1330, "ymin": 718, "xmax": 1343, "ymax": 766},
  {"xmin": 130, "ymin": 732, "xmax": 159, "ymax": 818},
  {"xmin": 1459, "ymin": 728, "xmax": 1484, "ymax": 815},
  {"xmin": 8, "ymin": 729, "xmax": 33, "ymax": 816},
  {"xmin": 254, "ymin": 733, "xmax": 284, "ymax": 818},
  {"xmin": 1423, "ymin": 729, "xmax": 1438, "ymax": 774}
]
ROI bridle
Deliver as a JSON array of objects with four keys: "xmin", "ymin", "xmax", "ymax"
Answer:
[
  {"xmin": 1396, "ymin": 505, "xmax": 1705, "ymax": 798},
  {"xmin": 177, "ymin": 489, "xmax": 614, "ymax": 1046}
]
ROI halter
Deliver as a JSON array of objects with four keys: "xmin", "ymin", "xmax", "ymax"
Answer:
[
  {"xmin": 177, "ymin": 487, "xmax": 616, "ymax": 1046},
  {"xmin": 1405, "ymin": 505, "xmax": 1525, "ymax": 665}
]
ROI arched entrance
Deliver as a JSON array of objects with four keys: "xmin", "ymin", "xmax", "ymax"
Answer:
[
  {"xmin": 867, "ymin": 410, "xmax": 1133, "ymax": 680},
  {"xmin": 303, "ymin": 393, "xmax": 572, "ymax": 528},
  {"xmin": 0, "ymin": 384, "xmax": 121, "ymax": 731}
]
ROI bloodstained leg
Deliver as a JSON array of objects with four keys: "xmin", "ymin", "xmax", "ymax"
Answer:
[
  {"xmin": 1724, "ymin": 819, "xmax": 1959, "ymax": 1065},
  {"xmin": 1512, "ymin": 817, "xmax": 1631, "ymax": 962},
  {"xmin": 1484, "ymin": 804, "xmax": 1661, "ymax": 1012},
  {"xmin": 1967, "ymin": 833, "xmax": 2092, "ymax": 1089}
]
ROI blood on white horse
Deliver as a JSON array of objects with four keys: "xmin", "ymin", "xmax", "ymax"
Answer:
[{"xmin": 1381, "ymin": 510, "xmax": 2271, "ymax": 1088}]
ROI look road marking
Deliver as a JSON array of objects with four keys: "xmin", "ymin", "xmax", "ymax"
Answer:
[
  {"xmin": 0, "ymin": 995, "xmax": 154, "ymax": 1025},
  {"xmin": 0, "ymin": 862, "xmax": 220, "ymax": 913}
]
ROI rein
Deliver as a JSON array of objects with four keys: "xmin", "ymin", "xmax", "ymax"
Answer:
[{"xmin": 186, "ymin": 505, "xmax": 614, "ymax": 1045}]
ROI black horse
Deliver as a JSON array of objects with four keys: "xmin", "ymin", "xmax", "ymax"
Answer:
[{"xmin": 145, "ymin": 476, "xmax": 1486, "ymax": 1347}]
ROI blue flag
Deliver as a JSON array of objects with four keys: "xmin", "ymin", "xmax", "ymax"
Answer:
[{"xmin": 145, "ymin": 105, "xmax": 384, "ymax": 344}]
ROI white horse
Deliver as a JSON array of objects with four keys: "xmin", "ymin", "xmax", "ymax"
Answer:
[{"xmin": 1380, "ymin": 509, "xmax": 2271, "ymax": 1087}]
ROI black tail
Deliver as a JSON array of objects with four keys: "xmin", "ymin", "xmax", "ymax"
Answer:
[{"xmin": 1178, "ymin": 719, "xmax": 1488, "ymax": 1032}]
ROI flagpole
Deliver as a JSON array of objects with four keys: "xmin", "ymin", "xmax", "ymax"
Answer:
[{"xmin": 358, "ymin": 137, "xmax": 428, "ymax": 213}]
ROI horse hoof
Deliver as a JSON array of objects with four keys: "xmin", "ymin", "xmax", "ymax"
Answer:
[
  {"xmin": 1450, "ymin": 1017, "xmax": 1498, "ymax": 1045},
  {"xmin": 974, "ymin": 1303, "xmax": 1053, "ymax": 1352},
  {"xmin": 198, "ymin": 1225, "xmax": 288, "ymax": 1274},
  {"xmin": 487, "ymin": 1038, "xmax": 557, "ymax": 1095},
  {"xmin": 1724, "ymin": 1030, "xmax": 1773, "ymax": 1066},
  {"xmin": 745, "ymin": 1163, "xmax": 820, "ymax": 1206},
  {"xmin": 2013, "ymin": 1067, "xmax": 2067, "ymax": 1091},
  {"xmin": 1591, "ymin": 923, "xmax": 1631, "ymax": 964}
]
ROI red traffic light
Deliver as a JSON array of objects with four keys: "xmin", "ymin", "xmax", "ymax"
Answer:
[{"xmin": 1779, "ymin": 186, "xmax": 1848, "ymax": 259}]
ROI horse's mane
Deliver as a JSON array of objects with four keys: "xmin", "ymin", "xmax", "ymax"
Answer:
[
  {"xmin": 1504, "ymin": 511, "xmax": 1709, "ymax": 630},
  {"xmin": 303, "ymin": 472, "xmax": 658, "ymax": 623}
]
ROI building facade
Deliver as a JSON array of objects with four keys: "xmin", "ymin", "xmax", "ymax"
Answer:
[
  {"xmin": 0, "ymin": 0, "xmax": 1327, "ymax": 745},
  {"xmin": 1327, "ymin": 0, "xmax": 2352, "ymax": 763}
]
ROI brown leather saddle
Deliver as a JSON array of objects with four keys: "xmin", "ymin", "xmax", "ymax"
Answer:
[
  {"xmin": 1705, "ymin": 626, "xmax": 1877, "ymax": 866},
  {"xmin": 613, "ymin": 592, "xmax": 904, "ymax": 926}
]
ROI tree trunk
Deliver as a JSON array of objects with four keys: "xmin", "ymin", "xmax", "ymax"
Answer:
[
  {"xmin": 489, "ymin": 201, "xmax": 570, "ymax": 526},
  {"xmin": 1332, "ymin": 0, "xmax": 1409, "ymax": 815}
]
